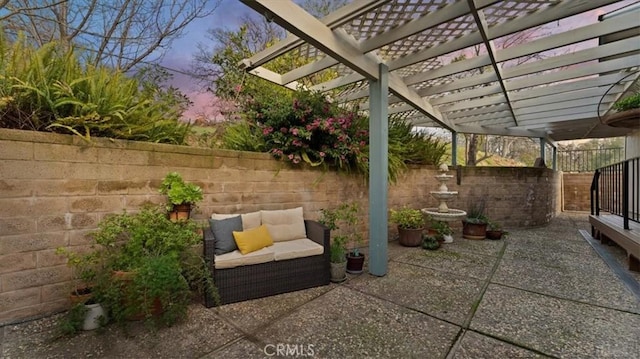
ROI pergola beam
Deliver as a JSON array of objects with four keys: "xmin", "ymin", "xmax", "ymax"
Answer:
[
  {"xmin": 467, "ymin": 0, "xmax": 518, "ymax": 126},
  {"xmin": 240, "ymin": 0, "xmax": 390, "ymax": 71},
  {"xmin": 240, "ymin": 0, "xmax": 455, "ymax": 131}
]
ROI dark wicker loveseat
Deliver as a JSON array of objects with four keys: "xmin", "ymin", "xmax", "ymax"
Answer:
[{"xmin": 203, "ymin": 220, "xmax": 330, "ymax": 307}]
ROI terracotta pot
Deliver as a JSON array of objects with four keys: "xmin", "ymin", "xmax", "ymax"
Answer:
[
  {"xmin": 346, "ymin": 253, "xmax": 365, "ymax": 274},
  {"xmin": 69, "ymin": 287, "xmax": 93, "ymax": 305},
  {"xmin": 462, "ymin": 220, "xmax": 487, "ymax": 240},
  {"xmin": 111, "ymin": 270, "xmax": 164, "ymax": 321},
  {"xmin": 486, "ymin": 230, "xmax": 503, "ymax": 240},
  {"xmin": 398, "ymin": 227, "xmax": 423, "ymax": 247},
  {"xmin": 168, "ymin": 203, "xmax": 191, "ymax": 222}
]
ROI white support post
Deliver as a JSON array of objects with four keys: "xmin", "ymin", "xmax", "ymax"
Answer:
[{"xmin": 368, "ymin": 63, "xmax": 389, "ymax": 277}]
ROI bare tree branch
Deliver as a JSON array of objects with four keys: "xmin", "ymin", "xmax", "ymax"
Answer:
[{"xmin": 2, "ymin": 0, "xmax": 221, "ymax": 71}]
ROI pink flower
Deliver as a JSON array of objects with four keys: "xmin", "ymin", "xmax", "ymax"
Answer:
[
  {"xmin": 319, "ymin": 151, "xmax": 326, "ymax": 157},
  {"xmin": 280, "ymin": 127, "xmax": 288, "ymax": 134},
  {"xmin": 288, "ymin": 154, "xmax": 294, "ymax": 160},
  {"xmin": 291, "ymin": 128, "xmax": 299, "ymax": 136},
  {"xmin": 292, "ymin": 157, "xmax": 300, "ymax": 164},
  {"xmin": 263, "ymin": 127, "xmax": 273, "ymax": 135},
  {"xmin": 234, "ymin": 84, "xmax": 242, "ymax": 93}
]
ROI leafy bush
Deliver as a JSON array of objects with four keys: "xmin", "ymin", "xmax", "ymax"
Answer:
[
  {"xmin": 247, "ymin": 90, "xmax": 369, "ymax": 172},
  {"xmin": 227, "ymin": 88, "xmax": 448, "ymax": 182},
  {"xmin": 612, "ymin": 92, "xmax": 640, "ymax": 112},
  {"xmin": 319, "ymin": 202, "xmax": 363, "ymax": 256},
  {"xmin": 390, "ymin": 207, "xmax": 424, "ymax": 229},
  {"xmin": 0, "ymin": 35, "xmax": 191, "ymax": 144},
  {"xmin": 88, "ymin": 205, "xmax": 217, "ymax": 327},
  {"xmin": 221, "ymin": 120, "xmax": 266, "ymax": 152}
]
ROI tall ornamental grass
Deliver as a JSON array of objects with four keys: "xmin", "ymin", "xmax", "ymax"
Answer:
[{"xmin": 0, "ymin": 35, "xmax": 190, "ymax": 144}]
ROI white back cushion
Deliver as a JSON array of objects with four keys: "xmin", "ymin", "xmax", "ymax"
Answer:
[{"xmin": 260, "ymin": 207, "xmax": 306, "ymax": 242}]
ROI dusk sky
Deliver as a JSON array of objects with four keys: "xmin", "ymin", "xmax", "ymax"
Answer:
[{"xmin": 159, "ymin": 0, "xmax": 254, "ymax": 121}]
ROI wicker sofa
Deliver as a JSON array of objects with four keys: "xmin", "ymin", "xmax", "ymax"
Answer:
[{"xmin": 203, "ymin": 208, "xmax": 330, "ymax": 307}]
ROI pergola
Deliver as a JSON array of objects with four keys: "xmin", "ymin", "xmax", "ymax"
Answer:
[{"xmin": 237, "ymin": 0, "xmax": 640, "ymax": 275}]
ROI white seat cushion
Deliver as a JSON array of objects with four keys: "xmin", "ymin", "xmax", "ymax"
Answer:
[
  {"xmin": 261, "ymin": 207, "xmax": 306, "ymax": 242},
  {"xmin": 214, "ymin": 246, "xmax": 274, "ymax": 269},
  {"xmin": 271, "ymin": 238, "xmax": 324, "ymax": 261}
]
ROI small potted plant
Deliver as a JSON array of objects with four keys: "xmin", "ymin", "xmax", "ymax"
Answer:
[
  {"xmin": 462, "ymin": 201, "xmax": 488, "ymax": 240},
  {"xmin": 421, "ymin": 233, "xmax": 440, "ymax": 250},
  {"xmin": 390, "ymin": 207, "xmax": 424, "ymax": 247},
  {"xmin": 328, "ymin": 236, "xmax": 347, "ymax": 282},
  {"xmin": 320, "ymin": 202, "xmax": 365, "ymax": 275},
  {"xmin": 159, "ymin": 172, "xmax": 203, "ymax": 221},
  {"xmin": 431, "ymin": 220, "xmax": 454, "ymax": 243},
  {"xmin": 486, "ymin": 220, "xmax": 507, "ymax": 240}
]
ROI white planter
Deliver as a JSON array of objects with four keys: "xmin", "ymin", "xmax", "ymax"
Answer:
[
  {"xmin": 443, "ymin": 234, "xmax": 454, "ymax": 243},
  {"xmin": 82, "ymin": 303, "xmax": 106, "ymax": 331}
]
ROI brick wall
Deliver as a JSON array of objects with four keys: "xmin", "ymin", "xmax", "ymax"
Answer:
[
  {"xmin": 0, "ymin": 128, "xmax": 559, "ymax": 324},
  {"xmin": 562, "ymin": 172, "xmax": 593, "ymax": 212}
]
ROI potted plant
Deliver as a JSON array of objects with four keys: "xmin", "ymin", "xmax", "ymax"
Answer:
[
  {"xmin": 462, "ymin": 201, "xmax": 488, "ymax": 240},
  {"xmin": 87, "ymin": 205, "xmax": 217, "ymax": 327},
  {"xmin": 55, "ymin": 247, "xmax": 99, "ymax": 304},
  {"xmin": 603, "ymin": 92, "xmax": 640, "ymax": 128},
  {"xmin": 319, "ymin": 202, "xmax": 365, "ymax": 275},
  {"xmin": 328, "ymin": 236, "xmax": 347, "ymax": 282},
  {"xmin": 421, "ymin": 234, "xmax": 440, "ymax": 250},
  {"xmin": 390, "ymin": 207, "xmax": 424, "ymax": 247},
  {"xmin": 159, "ymin": 172, "xmax": 203, "ymax": 221},
  {"xmin": 486, "ymin": 220, "xmax": 507, "ymax": 240},
  {"xmin": 56, "ymin": 247, "xmax": 107, "ymax": 332},
  {"xmin": 431, "ymin": 220, "xmax": 454, "ymax": 243}
]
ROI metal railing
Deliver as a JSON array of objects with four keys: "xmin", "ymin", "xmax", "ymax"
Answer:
[
  {"xmin": 559, "ymin": 147, "xmax": 624, "ymax": 172},
  {"xmin": 591, "ymin": 157, "xmax": 640, "ymax": 229}
]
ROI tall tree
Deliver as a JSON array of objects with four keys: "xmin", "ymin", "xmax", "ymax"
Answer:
[{"xmin": 1, "ymin": 0, "xmax": 219, "ymax": 71}]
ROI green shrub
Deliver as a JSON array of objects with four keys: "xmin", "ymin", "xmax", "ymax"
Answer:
[
  {"xmin": 248, "ymin": 90, "xmax": 369, "ymax": 172},
  {"xmin": 221, "ymin": 120, "xmax": 266, "ymax": 152},
  {"xmin": 0, "ymin": 35, "xmax": 191, "ymax": 144},
  {"xmin": 612, "ymin": 93, "xmax": 640, "ymax": 112}
]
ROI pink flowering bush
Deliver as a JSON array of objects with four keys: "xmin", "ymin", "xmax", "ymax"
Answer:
[{"xmin": 247, "ymin": 90, "xmax": 369, "ymax": 171}]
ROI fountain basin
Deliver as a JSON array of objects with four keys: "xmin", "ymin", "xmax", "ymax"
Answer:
[
  {"xmin": 430, "ymin": 191, "xmax": 458, "ymax": 200},
  {"xmin": 421, "ymin": 208, "xmax": 467, "ymax": 222}
]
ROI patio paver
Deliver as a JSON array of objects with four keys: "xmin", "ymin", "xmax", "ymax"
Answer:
[{"xmin": 471, "ymin": 284, "xmax": 640, "ymax": 358}]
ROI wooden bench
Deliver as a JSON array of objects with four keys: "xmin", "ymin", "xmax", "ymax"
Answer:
[{"xmin": 589, "ymin": 214, "xmax": 640, "ymax": 272}]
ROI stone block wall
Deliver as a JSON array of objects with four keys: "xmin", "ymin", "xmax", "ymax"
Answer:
[
  {"xmin": 562, "ymin": 172, "xmax": 594, "ymax": 212},
  {"xmin": 0, "ymin": 128, "xmax": 559, "ymax": 324}
]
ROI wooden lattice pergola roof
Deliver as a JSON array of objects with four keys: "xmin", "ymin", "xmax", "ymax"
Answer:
[{"xmin": 238, "ymin": 0, "xmax": 640, "ymax": 142}]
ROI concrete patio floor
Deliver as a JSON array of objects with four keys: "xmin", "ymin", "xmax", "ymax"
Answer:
[{"xmin": 1, "ymin": 212, "xmax": 639, "ymax": 358}]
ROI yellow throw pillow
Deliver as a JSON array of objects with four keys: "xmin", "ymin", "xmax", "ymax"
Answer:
[{"xmin": 233, "ymin": 225, "xmax": 274, "ymax": 254}]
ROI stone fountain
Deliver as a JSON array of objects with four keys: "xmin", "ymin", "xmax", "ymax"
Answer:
[{"xmin": 421, "ymin": 164, "xmax": 466, "ymax": 243}]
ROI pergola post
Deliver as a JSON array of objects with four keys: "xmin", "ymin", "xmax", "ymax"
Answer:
[
  {"xmin": 368, "ymin": 63, "xmax": 389, "ymax": 277},
  {"xmin": 539, "ymin": 138, "xmax": 546, "ymax": 165},
  {"xmin": 451, "ymin": 131, "xmax": 458, "ymax": 166},
  {"xmin": 552, "ymin": 145, "xmax": 557, "ymax": 171}
]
